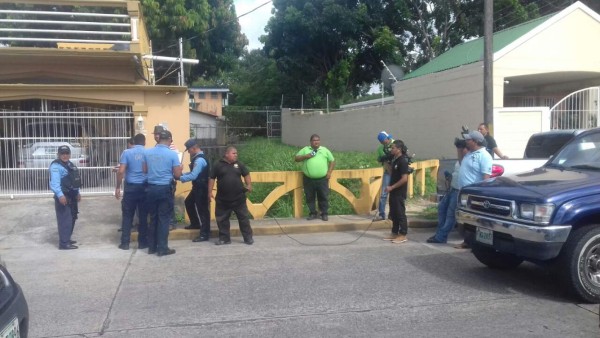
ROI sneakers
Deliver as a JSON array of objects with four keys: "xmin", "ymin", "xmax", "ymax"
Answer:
[
  {"xmin": 373, "ymin": 214, "xmax": 385, "ymax": 221},
  {"xmin": 391, "ymin": 235, "xmax": 408, "ymax": 244},
  {"xmin": 306, "ymin": 214, "xmax": 319, "ymax": 220},
  {"xmin": 382, "ymin": 234, "xmax": 398, "ymax": 241}
]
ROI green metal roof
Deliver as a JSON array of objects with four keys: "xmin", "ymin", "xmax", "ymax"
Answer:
[{"xmin": 403, "ymin": 14, "xmax": 552, "ymax": 80}]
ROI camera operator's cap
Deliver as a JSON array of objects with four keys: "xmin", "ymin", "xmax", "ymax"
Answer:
[
  {"xmin": 158, "ymin": 130, "xmax": 172, "ymax": 140},
  {"xmin": 57, "ymin": 145, "xmax": 71, "ymax": 154},
  {"xmin": 184, "ymin": 138, "xmax": 199, "ymax": 151},
  {"xmin": 377, "ymin": 131, "xmax": 392, "ymax": 143},
  {"xmin": 153, "ymin": 125, "xmax": 165, "ymax": 134},
  {"xmin": 463, "ymin": 130, "xmax": 484, "ymax": 143}
]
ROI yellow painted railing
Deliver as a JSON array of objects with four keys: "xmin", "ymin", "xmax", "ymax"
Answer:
[{"xmin": 177, "ymin": 160, "xmax": 439, "ymax": 220}]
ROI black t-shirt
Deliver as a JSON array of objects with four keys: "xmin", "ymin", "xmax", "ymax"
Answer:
[
  {"xmin": 210, "ymin": 158, "xmax": 249, "ymax": 202},
  {"xmin": 484, "ymin": 134, "xmax": 497, "ymax": 157},
  {"xmin": 389, "ymin": 155, "xmax": 409, "ymax": 199}
]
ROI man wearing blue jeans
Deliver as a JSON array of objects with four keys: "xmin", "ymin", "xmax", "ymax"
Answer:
[
  {"xmin": 116, "ymin": 133, "xmax": 148, "ymax": 250},
  {"xmin": 427, "ymin": 138, "xmax": 468, "ymax": 243},
  {"xmin": 144, "ymin": 130, "xmax": 182, "ymax": 256},
  {"xmin": 375, "ymin": 131, "xmax": 394, "ymax": 221}
]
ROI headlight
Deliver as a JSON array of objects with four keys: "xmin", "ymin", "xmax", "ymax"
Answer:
[
  {"xmin": 459, "ymin": 193, "xmax": 468, "ymax": 207},
  {"xmin": 519, "ymin": 203, "xmax": 554, "ymax": 223}
]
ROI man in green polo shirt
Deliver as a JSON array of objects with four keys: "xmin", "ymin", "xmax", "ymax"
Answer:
[{"xmin": 294, "ymin": 134, "xmax": 336, "ymax": 221}]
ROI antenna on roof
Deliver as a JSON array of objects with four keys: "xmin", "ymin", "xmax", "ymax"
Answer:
[{"xmin": 380, "ymin": 61, "xmax": 404, "ymax": 93}]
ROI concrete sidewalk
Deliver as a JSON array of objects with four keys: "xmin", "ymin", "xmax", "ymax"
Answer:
[
  {"xmin": 143, "ymin": 213, "xmax": 437, "ymax": 241},
  {"xmin": 0, "ymin": 196, "xmax": 437, "ymax": 246}
]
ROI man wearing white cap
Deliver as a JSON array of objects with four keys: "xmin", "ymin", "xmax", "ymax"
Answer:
[{"xmin": 455, "ymin": 130, "xmax": 493, "ymax": 249}]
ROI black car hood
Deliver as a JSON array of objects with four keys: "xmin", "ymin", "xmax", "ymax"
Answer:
[{"xmin": 462, "ymin": 167, "xmax": 600, "ymax": 203}]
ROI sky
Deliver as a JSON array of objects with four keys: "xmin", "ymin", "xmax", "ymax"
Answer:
[{"xmin": 234, "ymin": 0, "xmax": 273, "ymax": 50}]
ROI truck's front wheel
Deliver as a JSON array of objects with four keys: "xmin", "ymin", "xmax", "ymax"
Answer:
[
  {"xmin": 556, "ymin": 225, "xmax": 600, "ymax": 303},
  {"xmin": 472, "ymin": 244, "xmax": 524, "ymax": 269}
]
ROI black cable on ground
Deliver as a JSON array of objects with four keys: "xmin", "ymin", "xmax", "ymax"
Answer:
[{"xmin": 266, "ymin": 215, "xmax": 388, "ymax": 246}]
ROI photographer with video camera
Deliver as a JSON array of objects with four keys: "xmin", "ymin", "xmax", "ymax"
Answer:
[
  {"xmin": 375, "ymin": 131, "xmax": 394, "ymax": 221},
  {"xmin": 427, "ymin": 137, "xmax": 469, "ymax": 244}
]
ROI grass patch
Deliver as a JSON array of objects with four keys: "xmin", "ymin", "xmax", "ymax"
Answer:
[
  {"xmin": 418, "ymin": 205, "xmax": 438, "ymax": 220},
  {"xmin": 236, "ymin": 138, "xmax": 436, "ymax": 217}
]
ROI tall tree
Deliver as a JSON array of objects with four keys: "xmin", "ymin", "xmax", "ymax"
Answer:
[
  {"xmin": 263, "ymin": 0, "xmax": 406, "ymax": 106},
  {"xmin": 141, "ymin": 0, "xmax": 246, "ymax": 84}
]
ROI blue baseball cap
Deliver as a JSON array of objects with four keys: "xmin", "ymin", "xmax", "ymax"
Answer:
[{"xmin": 377, "ymin": 131, "xmax": 392, "ymax": 143}]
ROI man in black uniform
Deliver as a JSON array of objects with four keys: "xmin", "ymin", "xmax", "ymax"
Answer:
[
  {"xmin": 208, "ymin": 146, "xmax": 254, "ymax": 245},
  {"xmin": 383, "ymin": 140, "xmax": 410, "ymax": 244},
  {"xmin": 179, "ymin": 139, "xmax": 211, "ymax": 242},
  {"xmin": 478, "ymin": 123, "xmax": 509, "ymax": 159},
  {"xmin": 49, "ymin": 145, "xmax": 81, "ymax": 250}
]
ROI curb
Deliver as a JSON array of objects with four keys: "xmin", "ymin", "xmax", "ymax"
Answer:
[{"xmin": 131, "ymin": 216, "xmax": 437, "ymax": 241}]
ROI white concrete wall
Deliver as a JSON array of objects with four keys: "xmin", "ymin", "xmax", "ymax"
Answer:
[
  {"xmin": 493, "ymin": 107, "xmax": 550, "ymax": 158},
  {"xmin": 283, "ymin": 63, "xmax": 484, "ymax": 160}
]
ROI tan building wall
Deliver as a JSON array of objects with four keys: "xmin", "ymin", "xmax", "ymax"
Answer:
[{"xmin": 189, "ymin": 92, "xmax": 225, "ymax": 116}]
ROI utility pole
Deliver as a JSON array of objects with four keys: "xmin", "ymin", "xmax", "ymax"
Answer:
[
  {"xmin": 483, "ymin": 0, "xmax": 493, "ymax": 127},
  {"xmin": 179, "ymin": 37, "xmax": 184, "ymax": 86}
]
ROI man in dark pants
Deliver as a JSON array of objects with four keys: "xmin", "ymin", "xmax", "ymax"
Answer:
[
  {"xmin": 294, "ymin": 134, "xmax": 336, "ymax": 221},
  {"xmin": 49, "ymin": 145, "xmax": 81, "ymax": 250},
  {"xmin": 152, "ymin": 125, "xmax": 180, "ymax": 230},
  {"xmin": 115, "ymin": 133, "xmax": 148, "ymax": 250},
  {"xmin": 179, "ymin": 139, "xmax": 210, "ymax": 242},
  {"xmin": 144, "ymin": 130, "xmax": 182, "ymax": 256},
  {"xmin": 208, "ymin": 146, "xmax": 254, "ymax": 245},
  {"xmin": 383, "ymin": 140, "xmax": 410, "ymax": 244}
]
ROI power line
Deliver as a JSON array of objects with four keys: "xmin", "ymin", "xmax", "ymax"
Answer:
[{"xmin": 153, "ymin": 1, "xmax": 272, "ymax": 55}]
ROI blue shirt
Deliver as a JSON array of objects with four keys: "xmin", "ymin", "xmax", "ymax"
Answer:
[
  {"xmin": 180, "ymin": 152, "xmax": 208, "ymax": 183},
  {"xmin": 49, "ymin": 160, "xmax": 79, "ymax": 198},
  {"xmin": 458, "ymin": 147, "xmax": 493, "ymax": 188},
  {"xmin": 120, "ymin": 145, "xmax": 147, "ymax": 184},
  {"xmin": 144, "ymin": 144, "xmax": 180, "ymax": 185}
]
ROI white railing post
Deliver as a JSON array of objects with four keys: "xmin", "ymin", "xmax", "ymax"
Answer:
[{"xmin": 130, "ymin": 17, "xmax": 139, "ymax": 42}]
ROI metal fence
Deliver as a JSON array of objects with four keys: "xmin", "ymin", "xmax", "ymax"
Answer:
[
  {"xmin": 550, "ymin": 87, "xmax": 600, "ymax": 130},
  {"xmin": 0, "ymin": 6, "xmax": 135, "ymax": 48},
  {"xmin": 0, "ymin": 103, "xmax": 133, "ymax": 198}
]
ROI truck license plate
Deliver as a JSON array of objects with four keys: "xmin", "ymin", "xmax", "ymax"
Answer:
[
  {"xmin": 0, "ymin": 317, "xmax": 20, "ymax": 338},
  {"xmin": 476, "ymin": 227, "xmax": 493, "ymax": 245}
]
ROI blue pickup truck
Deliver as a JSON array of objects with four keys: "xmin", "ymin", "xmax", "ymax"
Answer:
[{"xmin": 457, "ymin": 127, "xmax": 600, "ymax": 303}]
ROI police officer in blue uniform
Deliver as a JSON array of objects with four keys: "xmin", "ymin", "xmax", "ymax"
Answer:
[
  {"xmin": 115, "ymin": 133, "xmax": 148, "ymax": 250},
  {"xmin": 49, "ymin": 145, "xmax": 81, "ymax": 250},
  {"xmin": 180, "ymin": 139, "xmax": 211, "ymax": 242},
  {"xmin": 144, "ymin": 130, "xmax": 182, "ymax": 256}
]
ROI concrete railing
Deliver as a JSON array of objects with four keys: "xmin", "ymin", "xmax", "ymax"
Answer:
[{"xmin": 178, "ymin": 160, "xmax": 439, "ymax": 220}]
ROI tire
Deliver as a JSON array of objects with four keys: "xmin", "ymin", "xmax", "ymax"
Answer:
[
  {"xmin": 555, "ymin": 225, "xmax": 600, "ymax": 303},
  {"xmin": 472, "ymin": 243, "xmax": 524, "ymax": 270}
]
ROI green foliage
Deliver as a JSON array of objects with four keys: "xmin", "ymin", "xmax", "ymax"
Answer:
[
  {"xmin": 236, "ymin": 138, "xmax": 439, "ymax": 217},
  {"xmin": 419, "ymin": 205, "xmax": 438, "ymax": 220},
  {"xmin": 220, "ymin": 50, "xmax": 289, "ymax": 107},
  {"xmin": 141, "ymin": 0, "xmax": 246, "ymax": 84},
  {"xmin": 263, "ymin": 0, "xmax": 406, "ymax": 106}
]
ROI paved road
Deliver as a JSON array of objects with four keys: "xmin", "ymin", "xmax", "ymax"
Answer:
[{"xmin": 0, "ymin": 197, "xmax": 598, "ymax": 337}]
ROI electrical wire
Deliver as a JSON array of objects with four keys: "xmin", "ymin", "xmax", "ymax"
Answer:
[
  {"xmin": 267, "ymin": 214, "xmax": 387, "ymax": 246},
  {"xmin": 153, "ymin": 0, "xmax": 273, "ymax": 55}
]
